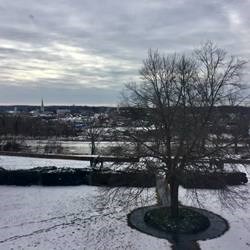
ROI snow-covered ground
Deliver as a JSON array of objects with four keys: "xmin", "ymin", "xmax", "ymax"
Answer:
[
  {"xmin": 0, "ymin": 186, "xmax": 171, "ymax": 250},
  {"xmin": 0, "ymin": 156, "xmax": 90, "ymax": 170},
  {"xmin": 1, "ymin": 156, "xmax": 249, "ymax": 177},
  {"xmin": 181, "ymin": 185, "xmax": 250, "ymax": 250},
  {"xmin": 0, "ymin": 184, "xmax": 249, "ymax": 249},
  {"xmin": 0, "ymin": 157, "xmax": 249, "ymax": 249}
]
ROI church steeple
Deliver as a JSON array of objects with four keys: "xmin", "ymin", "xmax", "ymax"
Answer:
[{"xmin": 41, "ymin": 98, "xmax": 45, "ymax": 113}]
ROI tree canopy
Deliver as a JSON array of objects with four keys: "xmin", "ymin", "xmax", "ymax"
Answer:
[{"xmin": 120, "ymin": 42, "xmax": 247, "ymax": 217}]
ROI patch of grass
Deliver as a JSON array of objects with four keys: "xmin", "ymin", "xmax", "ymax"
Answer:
[{"xmin": 144, "ymin": 207, "xmax": 210, "ymax": 234}]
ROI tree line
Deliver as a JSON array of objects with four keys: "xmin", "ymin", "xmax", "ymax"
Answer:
[{"xmin": 0, "ymin": 115, "xmax": 76, "ymax": 138}]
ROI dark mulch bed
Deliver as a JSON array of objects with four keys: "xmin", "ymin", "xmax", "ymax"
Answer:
[
  {"xmin": 127, "ymin": 205, "xmax": 229, "ymax": 243},
  {"xmin": 144, "ymin": 207, "xmax": 210, "ymax": 234}
]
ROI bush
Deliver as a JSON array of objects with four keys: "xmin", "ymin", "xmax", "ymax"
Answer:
[
  {"xmin": 180, "ymin": 171, "xmax": 248, "ymax": 189},
  {"xmin": 144, "ymin": 207, "xmax": 210, "ymax": 234},
  {"xmin": 0, "ymin": 167, "xmax": 155, "ymax": 187},
  {"xmin": 2, "ymin": 140, "xmax": 23, "ymax": 151}
]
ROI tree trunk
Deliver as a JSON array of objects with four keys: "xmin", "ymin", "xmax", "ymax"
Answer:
[
  {"xmin": 155, "ymin": 174, "xmax": 170, "ymax": 206},
  {"xmin": 91, "ymin": 140, "xmax": 96, "ymax": 155},
  {"xmin": 170, "ymin": 178, "xmax": 179, "ymax": 218},
  {"xmin": 234, "ymin": 139, "xmax": 238, "ymax": 154}
]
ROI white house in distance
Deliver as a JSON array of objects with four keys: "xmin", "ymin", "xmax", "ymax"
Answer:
[
  {"xmin": 56, "ymin": 109, "xmax": 71, "ymax": 117},
  {"xmin": 7, "ymin": 106, "xmax": 20, "ymax": 115}
]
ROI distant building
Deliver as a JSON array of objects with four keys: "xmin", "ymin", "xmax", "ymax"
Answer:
[
  {"xmin": 30, "ymin": 99, "xmax": 54, "ymax": 118},
  {"xmin": 41, "ymin": 99, "xmax": 45, "ymax": 113},
  {"xmin": 30, "ymin": 110, "xmax": 40, "ymax": 116},
  {"xmin": 8, "ymin": 106, "xmax": 20, "ymax": 115},
  {"xmin": 57, "ymin": 109, "xmax": 71, "ymax": 117}
]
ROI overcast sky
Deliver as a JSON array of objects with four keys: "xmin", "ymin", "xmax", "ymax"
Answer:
[{"xmin": 0, "ymin": 0, "xmax": 249, "ymax": 106}]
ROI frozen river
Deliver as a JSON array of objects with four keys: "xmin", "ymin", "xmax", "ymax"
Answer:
[{"xmin": 24, "ymin": 140, "xmax": 127, "ymax": 155}]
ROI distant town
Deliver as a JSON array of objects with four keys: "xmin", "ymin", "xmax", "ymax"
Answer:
[
  {"xmin": 0, "ymin": 100, "xmax": 121, "ymax": 127},
  {"xmin": 0, "ymin": 100, "xmax": 132, "ymax": 139},
  {"xmin": 1, "ymin": 101, "xmax": 250, "ymax": 134}
]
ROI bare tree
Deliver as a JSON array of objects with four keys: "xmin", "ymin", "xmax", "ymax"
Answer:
[
  {"xmin": 85, "ymin": 117, "xmax": 105, "ymax": 168},
  {"xmin": 119, "ymin": 42, "xmax": 247, "ymax": 217}
]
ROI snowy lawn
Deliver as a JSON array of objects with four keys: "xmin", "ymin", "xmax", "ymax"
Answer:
[
  {"xmin": 0, "ymin": 156, "xmax": 90, "ymax": 170},
  {"xmin": 0, "ymin": 184, "xmax": 249, "ymax": 250},
  {"xmin": 180, "ymin": 184, "xmax": 250, "ymax": 250},
  {"xmin": 0, "ymin": 156, "xmax": 249, "ymax": 249},
  {"xmin": 0, "ymin": 155, "xmax": 125, "ymax": 171},
  {"xmin": 0, "ymin": 186, "xmax": 170, "ymax": 250}
]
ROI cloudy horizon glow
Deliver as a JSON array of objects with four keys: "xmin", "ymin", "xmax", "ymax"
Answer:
[{"xmin": 0, "ymin": 0, "xmax": 250, "ymax": 106}]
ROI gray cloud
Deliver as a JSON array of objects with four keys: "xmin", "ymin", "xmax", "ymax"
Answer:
[{"xmin": 0, "ymin": 0, "xmax": 249, "ymax": 105}]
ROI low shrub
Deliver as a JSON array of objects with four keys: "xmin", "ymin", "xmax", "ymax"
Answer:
[
  {"xmin": 180, "ymin": 171, "xmax": 248, "ymax": 189},
  {"xmin": 2, "ymin": 141, "xmax": 23, "ymax": 151}
]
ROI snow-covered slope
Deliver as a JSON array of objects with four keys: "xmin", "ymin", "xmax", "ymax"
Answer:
[
  {"xmin": 0, "ymin": 156, "xmax": 249, "ymax": 249},
  {"xmin": 0, "ymin": 186, "xmax": 170, "ymax": 250},
  {"xmin": 0, "ymin": 184, "xmax": 249, "ymax": 249},
  {"xmin": 0, "ymin": 156, "xmax": 90, "ymax": 170}
]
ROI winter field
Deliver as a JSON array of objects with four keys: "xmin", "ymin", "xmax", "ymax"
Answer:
[
  {"xmin": 0, "ymin": 156, "xmax": 249, "ymax": 250},
  {"xmin": 0, "ymin": 155, "xmax": 90, "ymax": 170}
]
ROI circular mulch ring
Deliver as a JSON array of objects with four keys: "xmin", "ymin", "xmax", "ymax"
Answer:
[
  {"xmin": 127, "ymin": 205, "xmax": 229, "ymax": 244},
  {"xmin": 144, "ymin": 206, "xmax": 210, "ymax": 234}
]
